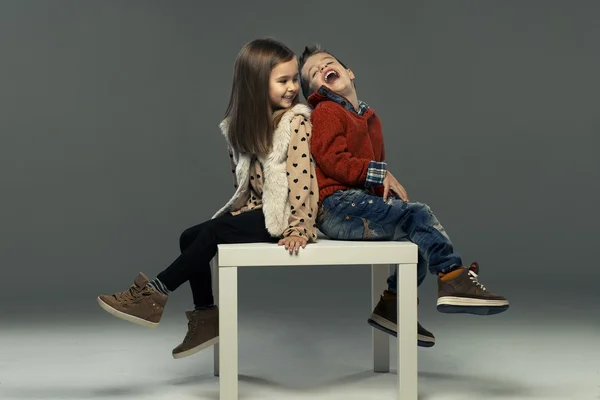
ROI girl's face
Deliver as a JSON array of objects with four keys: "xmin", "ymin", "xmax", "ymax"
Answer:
[{"xmin": 268, "ymin": 57, "xmax": 300, "ymax": 111}]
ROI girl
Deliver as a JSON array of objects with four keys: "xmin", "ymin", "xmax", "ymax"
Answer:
[{"xmin": 97, "ymin": 38, "xmax": 318, "ymax": 359}]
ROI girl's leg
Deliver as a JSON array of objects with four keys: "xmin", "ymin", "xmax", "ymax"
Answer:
[
  {"xmin": 177, "ymin": 210, "xmax": 276, "ymax": 309},
  {"xmin": 96, "ymin": 210, "xmax": 273, "ymax": 327},
  {"xmin": 178, "ymin": 223, "xmax": 215, "ymax": 309},
  {"xmin": 156, "ymin": 210, "xmax": 273, "ymax": 301},
  {"xmin": 154, "ymin": 217, "xmax": 220, "ymax": 301},
  {"xmin": 169, "ymin": 210, "xmax": 275, "ymax": 359}
]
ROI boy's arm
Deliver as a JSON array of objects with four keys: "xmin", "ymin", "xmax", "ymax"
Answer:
[
  {"xmin": 311, "ymin": 107, "xmax": 386, "ymax": 187},
  {"xmin": 373, "ymin": 131, "xmax": 387, "ymax": 197}
]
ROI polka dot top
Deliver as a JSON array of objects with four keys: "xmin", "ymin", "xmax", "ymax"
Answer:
[{"xmin": 230, "ymin": 115, "xmax": 319, "ymax": 242}]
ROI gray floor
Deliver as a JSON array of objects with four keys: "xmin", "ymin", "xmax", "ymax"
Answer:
[{"xmin": 1, "ymin": 283, "xmax": 599, "ymax": 400}]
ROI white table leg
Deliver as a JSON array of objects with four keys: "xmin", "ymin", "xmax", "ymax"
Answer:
[
  {"xmin": 219, "ymin": 265, "xmax": 238, "ymax": 400},
  {"xmin": 397, "ymin": 263, "xmax": 418, "ymax": 399},
  {"xmin": 371, "ymin": 264, "xmax": 390, "ymax": 373},
  {"xmin": 211, "ymin": 257, "xmax": 220, "ymax": 377}
]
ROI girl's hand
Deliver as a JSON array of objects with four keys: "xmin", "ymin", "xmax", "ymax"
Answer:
[
  {"xmin": 278, "ymin": 235, "xmax": 308, "ymax": 254},
  {"xmin": 383, "ymin": 171, "xmax": 409, "ymax": 202}
]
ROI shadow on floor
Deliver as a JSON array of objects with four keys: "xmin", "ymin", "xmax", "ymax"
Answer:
[
  {"xmin": 417, "ymin": 370, "xmax": 557, "ymax": 399},
  {"xmin": 3, "ymin": 369, "xmax": 568, "ymax": 400},
  {"xmin": 1, "ymin": 374, "xmax": 283, "ymax": 400}
]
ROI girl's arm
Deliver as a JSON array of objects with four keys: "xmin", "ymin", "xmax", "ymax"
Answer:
[{"xmin": 282, "ymin": 115, "xmax": 318, "ymax": 242}]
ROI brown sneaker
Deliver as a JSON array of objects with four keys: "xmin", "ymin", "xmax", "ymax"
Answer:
[
  {"xmin": 172, "ymin": 307, "xmax": 219, "ymax": 359},
  {"xmin": 367, "ymin": 291, "xmax": 435, "ymax": 347},
  {"xmin": 97, "ymin": 272, "xmax": 168, "ymax": 328},
  {"xmin": 437, "ymin": 262, "xmax": 509, "ymax": 315}
]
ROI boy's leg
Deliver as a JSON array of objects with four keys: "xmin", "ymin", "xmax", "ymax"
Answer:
[
  {"xmin": 319, "ymin": 189, "xmax": 508, "ymax": 315},
  {"xmin": 318, "ymin": 190, "xmax": 436, "ymax": 346},
  {"xmin": 381, "ymin": 198, "xmax": 508, "ymax": 315},
  {"xmin": 318, "ymin": 190, "xmax": 460, "ymax": 273},
  {"xmin": 386, "ymin": 253, "xmax": 427, "ymax": 291},
  {"xmin": 372, "ymin": 255, "xmax": 435, "ymax": 347}
]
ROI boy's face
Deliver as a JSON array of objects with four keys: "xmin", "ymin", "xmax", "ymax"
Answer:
[{"xmin": 301, "ymin": 52, "xmax": 355, "ymax": 97}]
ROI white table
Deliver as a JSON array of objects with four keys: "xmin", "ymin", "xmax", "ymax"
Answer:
[{"xmin": 211, "ymin": 239, "xmax": 418, "ymax": 399}]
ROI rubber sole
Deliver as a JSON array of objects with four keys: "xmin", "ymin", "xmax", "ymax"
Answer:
[
  {"xmin": 368, "ymin": 315, "xmax": 435, "ymax": 348},
  {"xmin": 97, "ymin": 296, "xmax": 159, "ymax": 328},
  {"xmin": 437, "ymin": 296, "xmax": 510, "ymax": 315},
  {"xmin": 172, "ymin": 336, "xmax": 219, "ymax": 359},
  {"xmin": 437, "ymin": 304, "xmax": 509, "ymax": 315}
]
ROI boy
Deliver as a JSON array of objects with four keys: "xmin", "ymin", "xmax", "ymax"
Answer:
[{"xmin": 299, "ymin": 45, "xmax": 509, "ymax": 348}]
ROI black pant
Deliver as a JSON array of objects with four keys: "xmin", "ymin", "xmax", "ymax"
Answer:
[{"xmin": 157, "ymin": 209, "xmax": 275, "ymax": 307}]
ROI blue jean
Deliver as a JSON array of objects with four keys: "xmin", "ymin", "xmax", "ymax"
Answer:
[{"xmin": 316, "ymin": 189, "xmax": 462, "ymax": 293}]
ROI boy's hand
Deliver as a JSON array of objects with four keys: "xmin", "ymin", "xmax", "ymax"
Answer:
[
  {"xmin": 278, "ymin": 235, "xmax": 308, "ymax": 254},
  {"xmin": 383, "ymin": 171, "xmax": 409, "ymax": 202}
]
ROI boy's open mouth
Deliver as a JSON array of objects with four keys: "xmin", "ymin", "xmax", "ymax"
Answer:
[{"xmin": 324, "ymin": 69, "xmax": 340, "ymax": 84}]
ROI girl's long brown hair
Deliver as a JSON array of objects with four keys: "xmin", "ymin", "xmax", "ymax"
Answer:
[{"xmin": 224, "ymin": 38, "xmax": 299, "ymax": 157}]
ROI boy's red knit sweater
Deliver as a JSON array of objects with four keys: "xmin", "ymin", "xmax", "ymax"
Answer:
[{"xmin": 308, "ymin": 87, "xmax": 386, "ymax": 203}]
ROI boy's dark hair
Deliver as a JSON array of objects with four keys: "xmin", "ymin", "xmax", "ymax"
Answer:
[{"xmin": 298, "ymin": 44, "xmax": 349, "ymax": 99}]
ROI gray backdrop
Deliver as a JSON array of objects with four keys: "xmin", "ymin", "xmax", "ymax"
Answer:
[{"xmin": 1, "ymin": 0, "xmax": 598, "ymax": 317}]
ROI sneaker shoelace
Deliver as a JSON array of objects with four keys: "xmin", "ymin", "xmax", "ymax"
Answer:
[
  {"xmin": 467, "ymin": 269, "xmax": 487, "ymax": 292},
  {"xmin": 184, "ymin": 316, "xmax": 201, "ymax": 341},
  {"xmin": 114, "ymin": 284, "xmax": 144, "ymax": 302}
]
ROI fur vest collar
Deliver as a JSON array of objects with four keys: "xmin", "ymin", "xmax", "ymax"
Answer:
[{"xmin": 212, "ymin": 104, "xmax": 312, "ymax": 237}]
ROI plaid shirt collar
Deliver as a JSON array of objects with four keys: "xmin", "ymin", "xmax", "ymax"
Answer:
[{"xmin": 314, "ymin": 86, "xmax": 370, "ymax": 116}]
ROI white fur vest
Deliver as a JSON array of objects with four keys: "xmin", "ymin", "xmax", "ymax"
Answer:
[{"xmin": 212, "ymin": 104, "xmax": 312, "ymax": 237}]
